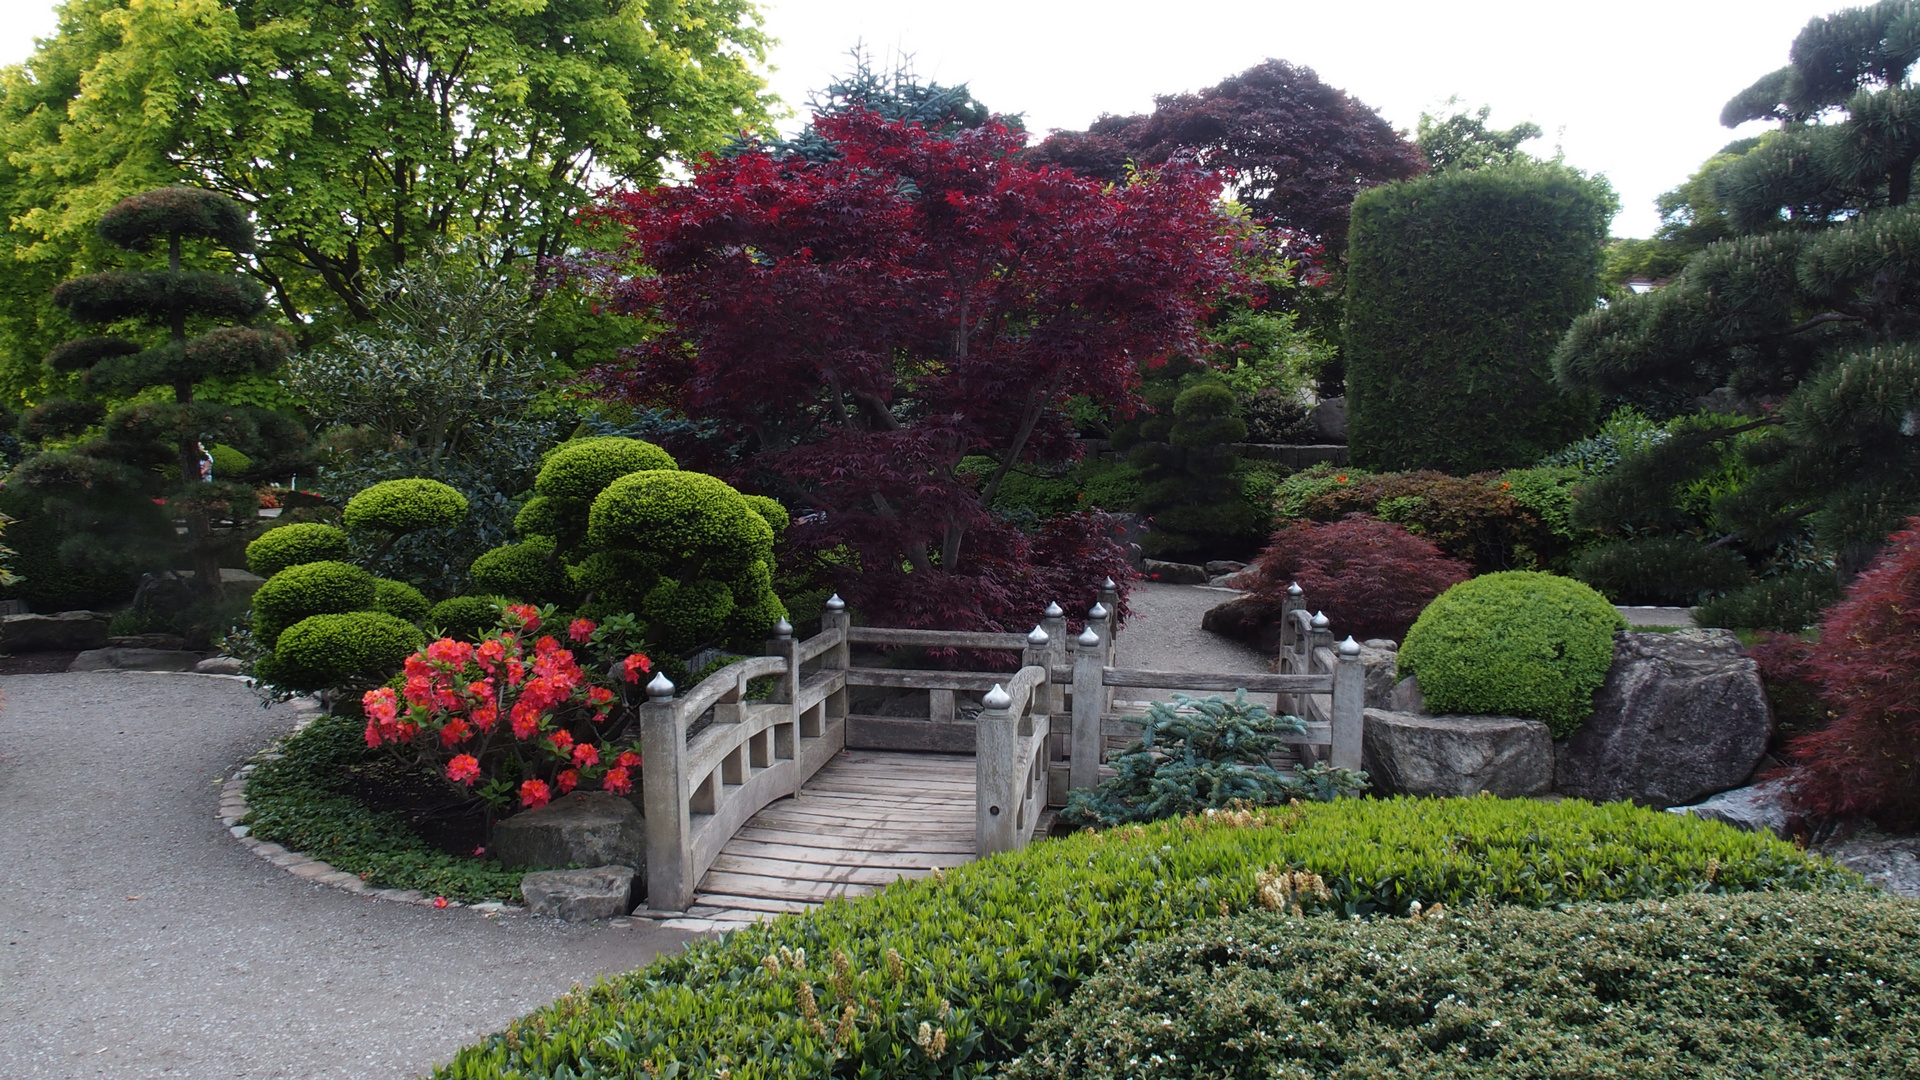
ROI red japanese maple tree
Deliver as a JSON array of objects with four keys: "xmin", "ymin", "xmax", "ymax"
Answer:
[{"xmin": 591, "ymin": 109, "xmax": 1253, "ymax": 630}]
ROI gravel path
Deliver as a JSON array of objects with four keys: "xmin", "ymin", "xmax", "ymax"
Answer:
[
  {"xmin": 1114, "ymin": 581, "xmax": 1272, "ymax": 700},
  {"xmin": 0, "ymin": 672, "xmax": 695, "ymax": 1080}
]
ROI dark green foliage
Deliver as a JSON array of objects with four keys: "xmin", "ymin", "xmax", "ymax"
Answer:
[
  {"xmin": 1400, "ymin": 571, "xmax": 1626, "ymax": 737},
  {"xmin": 342, "ymin": 478, "xmax": 469, "ymax": 535},
  {"xmin": 240, "ymin": 710, "xmax": 523, "ymax": 903},
  {"xmin": 19, "ymin": 398, "xmax": 104, "ymax": 441},
  {"xmin": 1345, "ymin": 162, "xmax": 1613, "ymax": 473},
  {"xmin": 95, "ymin": 186, "xmax": 255, "ymax": 253},
  {"xmin": 44, "ymin": 336, "xmax": 139, "ymax": 372},
  {"xmin": 466, "ymin": 538, "xmax": 569, "ymax": 602},
  {"xmin": 1696, "ymin": 567, "xmax": 1843, "ymax": 631},
  {"xmin": 1118, "ymin": 363, "xmax": 1260, "ymax": 558},
  {"xmin": 431, "ymin": 799, "xmax": 1848, "ymax": 1080},
  {"xmin": 1063, "ymin": 692, "xmax": 1368, "ymax": 827},
  {"xmin": 245, "ymin": 523, "xmax": 352, "ymax": 578},
  {"xmin": 0, "ymin": 487, "xmax": 147, "ymax": 610},
  {"xmin": 533, "ymin": 436, "xmax": 677, "ymax": 501},
  {"xmin": 1570, "ymin": 536, "xmax": 1754, "ymax": 606},
  {"xmin": 372, "ymin": 578, "xmax": 430, "ymax": 623},
  {"xmin": 259, "ymin": 610, "xmax": 425, "ymax": 693},
  {"xmin": 426, "ymin": 595, "xmax": 508, "ymax": 640},
  {"xmin": 250, "ymin": 560, "xmax": 377, "ymax": 649},
  {"xmin": 51, "ymin": 269, "xmax": 268, "ymax": 325},
  {"xmin": 1010, "ymin": 891, "xmax": 1919, "ymax": 1080}
]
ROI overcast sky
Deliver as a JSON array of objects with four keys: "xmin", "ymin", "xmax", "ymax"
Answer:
[{"xmin": 0, "ymin": 0, "xmax": 1842, "ymax": 237}]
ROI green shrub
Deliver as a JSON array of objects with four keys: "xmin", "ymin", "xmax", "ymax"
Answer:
[
  {"xmin": 1131, "ymin": 379, "xmax": 1260, "ymax": 558},
  {"xmin": 427, "ymin": 595, "xmax": 507, "ymax": 640},
  {"xmin": 207, "ymin": 442, "xmax": 252, "ymax": 479},
  {"xmin": 432, "ymin": 798, "xmax": 1849, "ymax": 1080},
  {"xmin": 261, "ymin": 610, "xmax": 425, "ymax": 692},
  {"xmin": 1696, "ymin": 567, "xmax": 1843, "ymax": 631},
  {"xmin": 741, "ymin": 493, "xmax": 789, "ymax": 539},
  {"xmin": 1009, "ymin": 891, "xmax": 1917, "ymax": 1080},
  {"xmin": 1400, "ymin": 571, "xmax": 1626, "ymax": 737},
  {"xmin": 1346, "ymin": 161, "xmax": 1611, "ymax": 473},
  {"xmin": 245, "ymin": 522, "xmax": 352, "ymax": 578},
  {"xmin": 533, "ymin": 436, "xmax": 675, "ymax": 500},
  {"xmin": 1570, "ymin": 536, "xmax": 1753, "ymax": 606},
  {"xmin": 588, "ymin": 469, "xmax": 774, "ymax": 581},
  {"xmin": 371, "ymin": 578, "xmax": 430, "ymax": 623},
  {"xmin": 1075, "ymin": 458, "xmax": 1142, "ymax": 511},
  {"xmin": 241, "ymin": 710, "xmax": 525, "ymax": 902},
  {"xmin": 1498, "ymin": 464, "xmax": 1587, "ymax": 547},
  {"xmin": 466, "ymin": 537, "xmax": 569, "ymax": 602},
  {"xmin": 342, "ymin": 477, "xmax": 469, "ymax": 534},
  {"xmin": 1290, "ymin": 468, "xmax": 1563, "ymax": 574},
  {"xmin": 250, "ymin": 559, "xmax": 377, "ymax": 648},
  {"xmin": 1273, "ymin": 463, "xmax": 1371, "ymax": 518}
]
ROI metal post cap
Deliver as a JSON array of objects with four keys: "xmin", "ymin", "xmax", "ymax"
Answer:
[
  {"xmin": 1102, "ymin": 577, "xmax": 1116, "ymax": 590},
  {"xmin": 1287, "ymin": 582, "xmax": 1304, "ymax": 597},
  {"xmin": 646, "ymin": 671, "xmax": 676, "ymax": 699},
  {"xmin": 1088, "ymin": 601, "xmax": 1109, "ymax": 620},
  {"xmin": 773, "ymin": 617, "xmax": 793, "ymax": 638},
  {"xmin": 1027, "ymin": 625, "xmax": 1049, "ymax": 645},
  {"xmin": 983, "ymin": 683, "xmax": 1013, "ymax": 711},
  {"xmin": 1338, "ymin": 636, "xmax": 1361, "ymax": 656},
  {"xmin": 1044, "ymin": 601, "xmax": 1064, "ymax": 618},
  {"xmin": 1077, "ymin": 626, "xmax": 1102, "ymax": 649},
  {"xmin": 1311, "ymin": 611, "xmax": 1330, "ymax": 629},
  {"xmin": 824, "ymin": 594, "xmax": 846, "ymax": 611}
]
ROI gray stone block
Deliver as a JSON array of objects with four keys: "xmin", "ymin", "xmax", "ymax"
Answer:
[
  {"xmin": 1668, "ymin": 779, "xmax": 1797, "ymax": 838},
  {"xmin": 491, "ymin": 791, "xmax": 646, "ymax": 871},
  {"xmin": 1362, "ymin": 709, "xmax": 1554, "ymax": 798},
  {"xmin": 1142, "ymin": 559, "xmax": 1210, "ymax": 585},
  {"xmin": 1390, "ymin": 675, "xmax": 1427, "ymax": 714},
  {"xmin": 1, "ymin": 611, "xmax": 111, "ymax": 652},
  {"xmin": 69, "ymin": 648, "xmax": 203, "ymax": 672},
  {"xmin": 196, "ymin": 656, "xmax": 246, "ymax": 675},
  {"xmin": 520, "ymin": 865, "xmax": 638, "ymax": 921}
]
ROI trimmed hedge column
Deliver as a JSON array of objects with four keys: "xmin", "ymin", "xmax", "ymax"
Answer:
[{"xmin": 1344, "ymin": 162, "xmax": 1614, "ymax": 473}]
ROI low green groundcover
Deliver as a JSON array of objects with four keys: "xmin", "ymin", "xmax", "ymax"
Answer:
[
  {"xmin": 433, "ymin": 798, "xmax": 1851, "ymax": 1079},
  {"xmin": 242, "ymin": 711, "xmax": 524, "ymax": 903},
  {"xmin": 1009, "ymin": 891, "xmax": 1920, "ymax": 1079}
]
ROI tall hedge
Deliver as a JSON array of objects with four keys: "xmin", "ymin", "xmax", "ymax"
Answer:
[{"xmin": 1344, "ymin": 162, "xmax": 1613, "ymax": 473}]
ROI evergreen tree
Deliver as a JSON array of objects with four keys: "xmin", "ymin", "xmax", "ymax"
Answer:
[
  {"xmin": 1553, "ymin": 3, "xmax": 1920, "ymax": 575},
  {"xmin": 10, "ymin": 187, "xmax": 302, "ymax": 602},
  {"xmin": 1114, "ymin": 362, "xmax": 1258, "ymax": 560}
]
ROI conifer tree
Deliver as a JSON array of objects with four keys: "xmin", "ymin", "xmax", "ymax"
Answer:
[
  {"xmin": 1554, "ymin": 2, "xmax": 1920, "ymax": 575},
  {"xmin": 10, "ymin": 187, "xmax": 300, "ymax": 601}
]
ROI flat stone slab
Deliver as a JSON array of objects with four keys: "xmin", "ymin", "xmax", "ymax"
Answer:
[
  {"xmin": 522, "ymin": 865, "xmax": 637, "ymax": 922},
  {"xmin": 1142, "ymin": 559, "xmax": 1209, "ymax": 585},
  {"xmin": 1363, "ymin": 709, "xmax": 1554, "ymax": 798},
  {"xmin": 492, "ymin": 791, "xmax": 646, "ymax": 871},
  {"xmin": 1818, "ymin": 832, "xmax": 1920, "ymax": 898},
  {"xmin": 1668, "ymin": 779, "xmax": 1798, "ymax": 838},
  {"xmin": 70, "ymin": 648, "xmax": 203, "ymax": 672},
  {"xmin": 1, "ymin": 611, "xmax": 111, "ymax": 653},
  {"xmin": 1616, "ymin": 606, "xmax": 1698, "ymax": 628}
]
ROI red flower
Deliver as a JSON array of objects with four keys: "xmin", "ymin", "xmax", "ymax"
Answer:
[
  {"xmin": 509, "ymin": 700, "xmax": 541, "ymax": 739},
  {"xmin": 622, "ymin": 653, "xmax": 653, "ymax": 683},
  {"xmin": 519, "ymin": 778, "xmax": 551, "ymax": 809},
  {"xmin": 568, "ymin": 618, "xmax": 596, "ymax": 643},
  {"xmin": 363, "ymin": 687, "xmax": 399, "ymax": 723},
  {"xmin": 549, "ymin": 729, "xmax": 575, "ymax": 753},
  {"xmin": 615, "ymin": 750, "xmax": 642, "ymax": 769},
  {"xmin": 446, "ymin": 754, "xmax": 481, "ymax": 786},
  {"xmin": 505, "ymin": 604, "xmax": 541, "ymax": 631},
  {"xmin": 571, "ymin": 743, "xmax": 599, "ymax": 768},
  {"xmin": 587, "ymin": 686, "xmax": 614, "ymax": 707},
  {"xmin": 432, "ymin": 896, "xmax": 449, "ymax": 909},
  {"xmin": 601, "ymin": 766, "xmax": 631, "ymax": 795},
  {"xmin": 471, "ymin": 845, "xmax": 486, "ymax": 857},
  {"xmin": 439, "ymin": 717, "xmax": 473, "ymax": 746},
  {"xmin": 557, "ymin": 768, "xmax": 579, "ymax": 794}
]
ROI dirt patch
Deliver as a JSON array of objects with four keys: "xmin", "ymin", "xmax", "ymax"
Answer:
[{"xmin": 0, "ymin": 651, "xmax": 81, "ymax": 675}]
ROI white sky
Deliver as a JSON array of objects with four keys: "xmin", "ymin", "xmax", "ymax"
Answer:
[{"xmin": 1, "ymin": 0, "xmax": 1840, "ymax": 237}]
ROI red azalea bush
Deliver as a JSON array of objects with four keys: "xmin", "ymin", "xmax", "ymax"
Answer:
[
  {"xmin": 361, "ymin": 604, "xmax": 653, "ymax": 814},
  {"xmin": 1784, "ymin": 518, "xmax": 1920, "ymax": 828},
  {"xmin": 1295, "ymin": 470, "xmax": 1550, "ymax": 574},
  {"xmin": 1251, "ymin": 514, "xmax": 1472, "ymax": 642}
]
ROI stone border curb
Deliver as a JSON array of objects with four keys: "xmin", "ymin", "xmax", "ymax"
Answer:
[{"xmin": 214, "ymin": 683, "xmax": 526, "ymax": 917}]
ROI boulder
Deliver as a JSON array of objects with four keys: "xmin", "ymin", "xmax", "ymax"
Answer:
[
  {"xmin": 1204, "ymin": 560, "xmax": 1247, "ymax": 577},
  {"xmin": 1391, "ymin": 675, "xmax": 1427, "ymax": 714},
  {"xmin": 196, "ymin": 656, "xmax": 246, "ymax": 675},
  {"xmin": 69, "ymin": 648, "xmax": 203, "ymax": 672},
  {"xmin": 108, "ymin": 633, "xmax": 189, "ymax": 650},
  {"xmin": 1, "ymin": 611, "xmax": 111, "ymax": 653},
  {"xmin": 1362, "ymin": 709, "xmax": 1554, "ymax": 798},
  {"xmin": 1356, "ymin": 645, "xmax": 1398, "ymax": 710},
  {"xmin": 491, "ymin": 791, "xmax": 646, "ymax": 871},
  {"xmin": 1817, "ymin": 832, "xmax": 1920, "ymax": 899},
  {"xmin": 1201, "ymin": 595, "xmax": 1285, "ymax": 655},
  {"xmin": 1308, "ymin": 396, "xmax": 1347, "ymax": 442},
  {"xmin": 519, "ymin": 865, "xmax": 638, "ymax": 921},
  {"xmin": 1142, "ymin": 559, "xmax": 1210, "ymax": 585},
  {"xmin": 1667, "ymin": 779, "xmax": 1798, "ymax": 839},
  {"xmin": 1554, "ymin": 630, "xmax": 1772, "ymax": 808}
]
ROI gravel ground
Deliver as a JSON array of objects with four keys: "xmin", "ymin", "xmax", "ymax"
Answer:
[
  {"xmin": 1113, "ymin": 581, "xmax": 1272, "ymax": 700},
  {"xmin": 0, "ymin": 671, "xmax": 696, "ymax": 1080}
]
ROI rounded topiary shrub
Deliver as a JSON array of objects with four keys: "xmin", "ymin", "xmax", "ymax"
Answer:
[
  {"xmin": 466, "ymin": 537, "xmax": 569, "ymax": 602},
  {"xmin": 245, "ymin": 522, "xmax": 352, "ymax": 578},
  {"xmin": 342, "ymin": 478, "xmax": 468, "ymax": 534},
  {"xmin": 262, "ymin": 610, "xmax": 426, "ymax": 693},
  {"xmin": 427, "ymin": 595, "xmax": 507, "ymax": 640},
  {"xmin": 588, "ymin": 470, "xmax": 773, "ymax": 577},
  {"xmin": 371, "ymin": 578, "xmax": 430, "ymax": 624},
  {"xmin": 1399, "ymin": 570, "xmax": 1626, "ymax": 737},
  {"xmin": 740, "ymin": 493, "xmax": 789, "ymax": 539},
  {"xmin": 251, "ymin": 559, "xmax": 378, "ymax": 648},
  {"xmin": 1570, "ymin": 535, "xmax": 1752, "ymax": 606},
  {"xmin": 534, "ymin": 436, "xmax": 676, "ymax": 500}
]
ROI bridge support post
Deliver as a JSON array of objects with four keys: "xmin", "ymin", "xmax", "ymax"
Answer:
[
  {"xmin": 1069, "ymin": 625, "xmax": 1104, "ymax": 792},
  {"xmin": 1331, "ymin": 637, "xmax": 1365, "ymax": 774},
  {"xmin": 976, "ymin": 684, "xmax": 1018, "ymax": 856},
  {"xmin": 640, "ymin": 672, "xmax": 693, "ymax": 912},
  {"xmin": 766, "ymin": 619, "xmax": 802, "ymax": 796}
]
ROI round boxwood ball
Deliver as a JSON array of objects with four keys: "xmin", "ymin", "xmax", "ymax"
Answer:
[
  {"xmin": 245, "ymin": 523, "xmax": 351, "ymax": 578},
  {"xmin": 427, "ymin": 595, "xmax": 509, "ymax": 640},
  {"xmin": 467, "ymin": 537, "xmax": 569, "ymax": 602},
  {"xmin": 343, "ymin": 478, "xmax": 468, "ymax": 534},
  {"xmin": 251, "ymin": 560, "xmax": 377, "ymax": 649},
  {"xmin": 741, "ymin": 493, "xmax": 790, "ymax": 539},
  {"xmin": 513, "ymin": 494, "xmax": 564, "ymax": 540},
  {"xmin": 265, "ymin": 611, "xmax": 426, "ymax": 693},
  {"xmin": 1398, "ymin": 570, "xmax": 1626, "ymax": 738},
  {"xmin": 534, "ymin": 437, "xmax": 677, "ymax": 501},
  {"xmin": 372, "ymin": 578, "xmax": 431, "ymax": 624},
  {"xmin": 643, "ymin": 577, "xmax": 736, "ymax": 652},
  {"xmin": 587, "ymin": 470, "xmax": 773, "ymax": 578}
]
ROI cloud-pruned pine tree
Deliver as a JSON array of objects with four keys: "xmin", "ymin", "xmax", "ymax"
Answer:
[{"xmin": 1554, "ymin": 3, "xmax": 1920, "ymax": 575}]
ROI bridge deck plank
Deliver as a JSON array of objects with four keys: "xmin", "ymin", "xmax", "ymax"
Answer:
[{"xmin": 684, "ymin": 750, "xmax": 978, "ymax": 925}]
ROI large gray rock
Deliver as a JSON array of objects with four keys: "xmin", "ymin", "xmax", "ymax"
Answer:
[
  {"xmin": 69, "ymin": 648, "xmax": 203, "ymax": 672},
  {"xmin": 1356, "ymin": 645, "xmax": 1398, "ymax": 710},
  {"xmin": 1309, "ymin": 395, "xmax": 1347, "ymax": 442},
  {"xmin": 1391, "ymin": 675, "xmax": 1427, "ymax": 714},
  {"xmin": 195, "ymin": 656, "xmax": 245, "ymax": 675},
  {"xmin": 1554, "ymin": 629, "xmax": 1772, "ymax": 809},
  {"xmin": 1817, "ymin": 832, "xmax": 1920, "ymax": 899},
  {"xmin": 1667, "ymin": 778, "xmax": 1798, "ymax": 839},
  {"xmin": 1362, "ymin": 709, "xmax": 1554, "ymax": 798},
  {"xmin": 491, "ymin": 791, "xmax": 646, "ymax": 871},
  {"xmin": 1201, "ymin": 595, "xmax": 1285, "ymax": 655},
  {"xmin": 1142, "ymin": 559, "xmax": 1210, "ymax": 585},
  {"xmin": 519, "ymin": 865, "xmax": 638, "ymax": 921},
  {"xmin": 1, "ymin": 611, "xmax": 111, "ymax": 652}
]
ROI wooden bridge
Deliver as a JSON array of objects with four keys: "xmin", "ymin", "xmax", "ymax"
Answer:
[{"xmin": 635, "ymin": 582, "xmax": 1364, "ymax": 931}]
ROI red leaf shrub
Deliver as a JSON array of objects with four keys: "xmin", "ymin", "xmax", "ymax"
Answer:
[
  {"xmin": 1295, "ymin": 469, "xmax": 1550, "ymax": 575},
  {"xmin": 1250, "ymin": 514, "xmax": 1471, "ymax": 642},
  {"xmin": 1785, "ymin": 517, "xmax": 1920, "ymax": 828}
]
